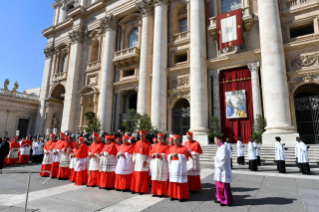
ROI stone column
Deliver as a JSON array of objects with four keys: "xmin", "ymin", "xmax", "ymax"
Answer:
[
  {"xmin": 151, "ymin": 0, "xmax": 169, "ymax": 132},
  {"xmin": 211, "ymin": 70, "xmax": 221, "ymax": 130},
  {"xmin": 189, "ymin": 0, "xmax": 209, "ymax": 144},
  {"xmin": 97, "ymin": 14, "xmax": 118, "ymax": 132},
  {"xmin": 114, "ymin": 90, "xmax": 122, "ymax": 131},
  {"xmin": 136, "ymin": 1, "xmax": 154, "ymax": 116},
  {"xmin": 258, "ymin": 0, "xmax": 298, "ymax": 146},
  {"xmin": 61, "ymin": 29, "xmax": 85, "ymax": 132},
  {"xmin": 35, "ymin": 46, "xmax": 55, "ymax": 135},
  {"xmin": 248, "ymin": 62, "xmax": 262, "ymax": 120}
]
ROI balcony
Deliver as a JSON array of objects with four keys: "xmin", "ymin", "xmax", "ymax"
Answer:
[
  {"xmin": 114, "ymin": 47, "xmax": 140, "ymax": 67},
  {"xmin": 86, "ymin": 61, "xmax": 101, "ymax": 73},
  {"xmin": 0, "ymin": 88, "xmax": 39, "ymax": 101},
  {"xmin": 169, "ymin": 31, "xmax": 190, "ymax": 44},
  {"xmin": 53, "ymin": 72, "xmax": 67, "ymax": 82},
  {"xmin": 279, "ymin": 0, "xmax": 319, "ymax": 15}
]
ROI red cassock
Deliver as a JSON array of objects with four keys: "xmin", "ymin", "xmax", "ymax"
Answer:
[
  {"xmin": 57, "ymin": 141, "xmax": 74, "ymax": 179},
  {"xmin": 184, "ymin": 140, "xmax": 203, "ymax": 191},
  {"xmin": 19, "ymin": 140, "xmax": 32, "ymax": 164},
  {"xmin": 7, "ymin": 141, "xmax": 20, "ymax": 165},
  {"xmin": 131, "ymin": 140, "xmax": 152, "ymax": 193},
  {"xmin": 40, "ymin": 140, "xmax": 56, "ymax": 177},
  {"xmin": 51, "ymin": 139, "xmax": 65, "ymax": 178},
  {"xmin": 75, "ymin": 144, "xmax": 89, "ymax": 186},
  {"xmin": 168, "ymin": 145, "xmax": 190, "ymax": 200},
  {"xmin": 69, "ymin": 146, "xmax": 79, "ymax": 182},
  {"xmin": 115, "ymin": 143, "xmax": 135, "ymax": 190},
  {"xmin": 99, "ymin": 142, "xmax": 118, "ymax": 189},
  {"xmin": 150, "ymin": 143, "xmax": 169, "ymax": 196},
  {"xmin": 87, "ymin": 141, "xmax": 104, "ymax": 186},
  {"xmin": 116, "ymin": 144, "xmax": 122, "ymax": 151}
]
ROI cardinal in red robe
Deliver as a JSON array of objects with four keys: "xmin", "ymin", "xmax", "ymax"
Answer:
[
  {"xmin": 150, "ymin": 133, "xmax": 169, "ymax": 197},
  {"xmin": 115, "ymin": 137, "xmax": 122, "ymax": 150},
  {"xmin": 99, "ymin": 135, "xmax": 118, "ymax": 189},
  {"xmin": 131, "ymin": 130, "xmax": 152, "ymax": 194},
  {"xmin": 74, "ymin": 137, "xmax": 89, "ymax": 186},
  {"xmin": 115, "ymin": 135, "xmax": 135, "ymax": 191},
  {"xmin": 7, "ymin": 137, "xmax": 20, "ymax": 165},
  {"xmin": 69, "ymin": 141, "xmax": 79, "ymax": 182},
  {"xmin": 40, "ymin": 134, "xmax": 57, "ymax": 177},
  {"xmin": 168, "ymin": 134, "xmax": 190, "ymax": 202},
  {"xmin": 87, "ymin": 133, "xmax": 104, "ymax": 187},
  {"xmin": 51, "ymin": 132, "xmax": 65, "ymax": 178},
  {"xmin": 184, "ymin": 131, "xmax": 203, "ymax": 192},
  {"xmin": 57, "ymin": 136, "xmax": 74, "ymax": 179},
  {"xmin": 19, "ymin": 136, "xmax": 32, "ymax": 164}
]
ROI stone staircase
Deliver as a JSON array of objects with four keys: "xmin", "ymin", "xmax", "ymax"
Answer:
[{"xmin": 200, "ymin": 144, "xmax": 319, "ymax": 165}]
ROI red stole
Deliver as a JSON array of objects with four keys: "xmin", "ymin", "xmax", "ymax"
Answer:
[
  {"xmin": 76, "ymin": 144, "xmax": 89, "ymax": 159},
  {"xmin": 184, "ymin": 140, "xmax": 203, "ymax": 154}
]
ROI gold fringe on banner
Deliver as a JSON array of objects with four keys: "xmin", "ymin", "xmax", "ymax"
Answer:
[{"xmin": 219, "ymin": 77, "xmax": 251, "ymax": 84}]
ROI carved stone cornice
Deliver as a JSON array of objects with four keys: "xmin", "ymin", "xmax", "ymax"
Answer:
[
  {"xmin": 154, "ymin": 0, "xmax": 169, "ymax": 7},
  {"xmin": 247, "ymin": 62, "xmax": 260, "ymax": 72},
  {"xmin": 100, "ymin": 14, "xmax": 119, "ymax": 32},
  {"xmin": 288, "ymin": 52, "xmax": 319, "ymax": 72},
  {"xmin": 136, "ymin": 0, "xmax": 154, "ymax": 17},
  {"xmin": 44, "ymin": 46, "xmax": 55, "ymax": 58},
  {"xmin": 68, "ymin": 29, "xmax": 88, "ymax": 44}
]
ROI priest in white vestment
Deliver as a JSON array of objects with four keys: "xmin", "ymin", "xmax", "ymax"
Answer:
[
  {"xmin": 275, "ymin": 136, "xmax": 287, "ymax": 173},
  {"xmin": 247, "ymin": 137, "xmax": 258, "ymax": 171},
  {"xmin": 225, "ymin": 138, "xmax": 233, "ymax": 169},
  {"xmin": 253, "ymin": 138, "xmax": 261, "ymax": 166},
  {"xmin": 236, "ymin": 136, "xmax": 245, "ymax": 165},
  {"xmin": 298, "ymin": 138, "xmax": 311, "ymax": 175},
  {"xmin": 295, "ymin": 137, "xmax": 300, "ymax": 167},
  {"xmin": 32, "ymin": 139, "xmax": 44, "ymax": 163},
  {"xmin": 213, "ymin": 135, "xmax": 234, "ymax": 206}
]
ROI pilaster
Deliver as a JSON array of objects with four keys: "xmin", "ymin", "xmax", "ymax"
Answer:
[{"xmin": 247, "ymin": 62, "xmax": 262, "ymax": 121}]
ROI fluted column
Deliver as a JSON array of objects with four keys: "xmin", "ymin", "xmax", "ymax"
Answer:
[
  {"xmin": 151, "ymin": 0, "xmax": 169, "ymax": 132},
  {"xmin": 190, "ymin": 0, "xmax": 209, "ymax": 139},
  {"xmin": 248, "ymin": 62, "xmax": 262, "ymax": 120},
  {"xmin": 98, "ymin": 14, "xmax": 118, "ymax": 133},
  {"xmin": 258, "ymin": 0, "xmax": 297, "ymax": 146},
  {"xmin": 136, "ymin": 0, "xmax": 154, "ymax": 116},
  {"xmin": 211, "ymin": 70, "xmax": 221, "ymax": 129}
]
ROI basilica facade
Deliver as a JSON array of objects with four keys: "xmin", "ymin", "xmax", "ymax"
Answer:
[{"xmin": 35, "ymin": 0, "xmax": 319, "ymax": 146}]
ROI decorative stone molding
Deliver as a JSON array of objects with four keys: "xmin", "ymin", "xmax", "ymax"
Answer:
[
  {"xmin": 168, "ymin": 90, "xmax": 190, "ymax": 107},
  {"xmin": 87, "ymin": 73, "xmax": 99, "ymax": 86},
  {"xmin": 86, "ymin": 61, "xmax": 101, "ymax": 73},
  {"xmin": 209, "ymin": 69, "xmax": 220, "ymax": 78},
  {"xmin": 289, "ymin": 52, "xmax": 319, "ymax": 72},
  {"xmin": 114, "ymin": 47, "xmax": 140, "ymax": 67},
  {"xmin": 169, "ymin": 75, "xmax": 189, "ymax": 90},
  {"xmin": 100, "ymin": 14, "xmax": 119, "ymax": 32},
  {"xmin": 68, "ymin": 29, "xmax": 88, "ymax": 44},
  {"xmin": 288, "ymin": 72, "xmax": 319, "ymax": 93},
  {"xmin": 247, "ymin": 62, "xmax": 260, "ymax": 72},
  {"xmin": 136, "ymin": 0, "xmax": 154, "ymax": 17},
  {"xmin": 154, "ymin": 0, "xmax": 169, "ymax": 6},
  {"xmin": 44, "ymin": 46, "xmax": 55, "ymax": 58}
]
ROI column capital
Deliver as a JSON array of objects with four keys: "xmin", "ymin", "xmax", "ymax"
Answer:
[
  {"xmin": 44, "ymin": 46, "xmax": 55, "ymax": 58},
  {"xmin": 154, "ymin": 0, "xmax": 169, "ymax": 7},
  {"xmin": 247, "ymin": 62, "xmax": 260, "ymax": 72},
  {"xmin": 209, "ymin": 69, "xmax": 220, "ymax": 78},
  {"xmin": 68, "ymin": 29, "xmax": 88, "ymax": 44},
  {"xmin": 136, "ymin": 0, "xmax": 154, "ymax": 17},
  {"xmin": 100, "ymin": 14, "xmax": 119, "ymax": 32}
]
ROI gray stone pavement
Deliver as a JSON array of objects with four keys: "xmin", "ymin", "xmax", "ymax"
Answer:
[{"xmin": 0, "ymin": 163, "xmax": 318, "ymax": 212}]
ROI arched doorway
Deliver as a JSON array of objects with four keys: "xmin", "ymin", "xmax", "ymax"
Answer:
[
  {"xmin": 172, "ymin": 99, "xmax": 190, "ymax": 136},
  {"xmin": 47, "ymin": 84, "xmax": 65, "ymax": 134},
  {"xmin": 294, "ymin": 84, "xmax": 319, "ymax": 144}
]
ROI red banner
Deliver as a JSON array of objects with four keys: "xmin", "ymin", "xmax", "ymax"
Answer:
[{"xmin": 216, "ymin": 9, "xmax": 243, "ymax": 50}]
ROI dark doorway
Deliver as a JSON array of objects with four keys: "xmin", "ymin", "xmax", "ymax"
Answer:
[
  {"xmin": 129, "ymin": 93, "xmax": 137, "ymax": 111},
  {"xmin": 172, "ymin": 99, "xmax": 190, "ymax": 139},
  {"xmin": 17, "ymin": 119, "xmax": 29, "ymax": 139},
  {"xmin": 294, "ymin": 84, "xmax": 319, "ymax": 144}
]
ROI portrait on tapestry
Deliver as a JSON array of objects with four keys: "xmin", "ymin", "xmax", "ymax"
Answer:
[{"xmin": 225, "ymin": 90, "xmax": 247, "ymax": 119}]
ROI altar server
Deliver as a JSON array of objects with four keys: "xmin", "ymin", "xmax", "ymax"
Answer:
[
  {"xmin": 150, "ymin": 133, "xmax": 169, "ymax": 197},
  {"xmin": 295, "ymin": 137, "xmax": 300, "ymax": 167},
  {"xmin": 213, "ymin": 136, "xmax": 234, "ymax": 206},
  {"xmin": 19, "ymin": 136, "xmax": 32, "ymax": 164},
  {"xmin": 298, "ymin": 138, "xmax": 311, "ymax": 175},
  {"xmin": 51, "ymin": 133, "xmax": 65, "ymax": 178},
  {"xmin": 236, "ymin": 136, "xmax": 245, "ymax": 165},
  {"xmin": 225, "ymin": 138, "xmax": 233, "ymax": 169},
  {"xmin": 99, "ymin": 135, "xmax": 118, "ymax": 189},
  {"xmin": 168, "ymin": 134, "xmax": 189, "ymax": 202},
  {"xmin": 247, "ymin": 137, "xmax": 258, "ymax": 171},
  {"xmin": 115, "ymin": 135, "xmax": 135, "ymax": 191},
  {"xmin": 275, "ymin": 136, "xmax": 286, "ymax": 173},
  {"xmin": 184, "ymin": 131, "xmax": 202, "ymax": 192},
  {"xmin": 32, "ymin": 138, "xmax": 44, "ymax": 163},
  {"xmin": 131, "ymin": 130, "xmax": 152, "ymax": 194},
  {"xmin": 7, "ymin": 137, "xmax": 20, "ymax": 165},
  {"xmin": 57, "ymin": 136, "xmax": 74, "ymax": 179},
  {"xmin": 253, "ymin": 138, "xmax": 261, "ymax": 166},
  {"xmin": 40, "ymin": 134, "xmax": 56, "ymax": 177},
  {"xmin": 69, "ymin": 141, "xmax": 79, "ymax": 182},
  {"xmin": 74, "ymin": 137, "xmax": 89, "ymax": 185},
  {"xmin": 87, "ymin": 133, "xmax": 104, "ymax": 187}
]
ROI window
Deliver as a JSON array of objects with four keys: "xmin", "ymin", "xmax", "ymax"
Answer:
[
  {"xmin": 128, "ymin": 28, "xmax": 139, "ymax": 48},
  {"xmin": 222, "ymin": 0, "xmax": 241, "ymax": 14},
  {"xmin": 90, "ymin": 40, "xmax": 99, "ymax": 63},
  {"xmin": 61, "ymin": 54, "xmax": 68, "ymax": 73},
  {"xmin": 66, "ymin": 3, "xmax": 75, "ymax": 12},
  {"xmin": 290, "ymin": 23, "xmax": 314, "ymax": 39},
  {"xmin": 179, "ymin": 18, "xmax": 188, "ymax": 33},
  {"xmin": 123, "ymin": 69, "xmax": 135, "ymax": 77},
  {"xmin": 175, "ymin": 53, "xmax": 188, "ymax": 64}
]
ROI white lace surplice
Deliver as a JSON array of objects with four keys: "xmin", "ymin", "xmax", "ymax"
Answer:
[
  {"xmin": 52, "ymin": 149, "xmax": 62, "ymax": 163},
  {"xmin": 275, "ymin": 142, "xmax": 285, "ymax": 161},
  {"xmin": 88, "ymin": 153, "xmax": 100, "ymax": 171},
  {"xmin": 60, "ymin": 148, "xmax": 72, "ymax": 167},
  {"xmin": 42, "ymin": 150, "xmax": 54, "ymax": 165},
  {"xmin": 187, "ymin": 151, "xmax": 201, "ymax": 176},
  {"xmin": 8, "ymin": 148, "xmax": 19, "ymax": 159},
  {"xmin": 74, "ymin": 157, "xmax": 89, "ymax": 172},
  {"xmin": 214, "ymin": 144, "xmax": 232, "ymax": 183},
  {"xmin": 168, "ymin": 154, "xmax": 188, "ymax": 183},
  {"xmin": 115, "ymin": 152, "xmax": 134, "ymax": 175},
  {"xmin": 237, "ymin": 141, "xmax": 245, "ymax": 157},
  {"xmin": 99, "ymin": 152, "xmax": 117, "ymax": 172},
  {"xmin": 151, "ymin": 153, "xmax": 169, "ymax": 181},
  {"xmin": 133, "ymin": 153, "xmax": 150, "ymax": 172},
  {"xmin": 20, "ymin": 146, "xmax": 31, "ymax": 156}
]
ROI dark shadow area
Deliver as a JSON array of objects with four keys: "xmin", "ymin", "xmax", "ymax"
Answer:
[{"xmin": 231, "ymin": 187, "xmax": 258, "ymax": 192}]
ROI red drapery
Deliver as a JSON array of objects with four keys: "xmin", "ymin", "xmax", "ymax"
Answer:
[{"xmin": 219, "ymin": 67, "xmax": 254, "ymax": 144}]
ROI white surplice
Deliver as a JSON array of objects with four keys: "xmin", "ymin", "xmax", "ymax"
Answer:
[
  {"xmin": 88, "ymin": 153, "xmax": 100, "ymax": 171},
  {"xmin": 214, "ymin": 144, "xmax": 232, "ymax": 183},
  {"xmin": 32, "ymin": 142, "xmax": 44, "ymax": 155},
  {"xmin": 60, "ymin": 147, "xmax": 72, "ymax": 168},
  {"xmin": 115, "ymin": 152, "xmax": 134, "ymax": 175},
  {"xmin": 52, "ymin": 149, "xmax": 62, "ymax": 163},
  {"xmin": 236, "ymin": 140, "xmax": 244, "ymax": 157},
  {"xmin": 247, "ymin": 142, "xmax": 257, "ymax": 160},
  {"xmin": 295, "ymin": 141, "xmax": 300, "ymax": 158},
  {"xmin": 133, "ymin": 153, "xmax": 150, "ymax": 172},
  {"xmin": 298, "ymin": 141, "xmax": 309, "ymax": 163},
  {"xmin": 225, "ymin": 142, "xmax": 233, "ymax": 158},
  {"xmin": 151, "ymin": 153, "xmax": 169, "ymax": 182},
  {"xmin": 99, "ymin": 152, "xmax": 118, "ymax": 172},
  {"xmin": 42, "ymin": 150, "xmax": 54, "ymax": 165},
  {"xmin": 168, "ymin": 154, "xmax": 188, "ymax": 183},
  {"xmin": 8, "ymin": 148, "xmax": 19, "ymax": 159},
  {"xmin": 69, "ymin": 155, "xmax": 76, "ymax": 169},
  {"xmin": 20, "ymin": 146, "xmax": 31, "ymax": 156},
  {"xmin": 74, "ymin": 157, "xmax": 89, "ymax": 172},
  {"xmin": 187, "ymin": 150, "xmax": 201, "ymax": 176},
  {"xmin": 253, "ymin": 142, "xmax": 260, "ymax": 156},
  {"xmin": 275, "ymin": 141, "xmax": 285, "ymax": 161}
]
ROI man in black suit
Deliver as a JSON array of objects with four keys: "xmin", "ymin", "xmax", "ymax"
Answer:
[{"xmin": 0, "ymin": 137, "xmax": 10, "ymax": 173}]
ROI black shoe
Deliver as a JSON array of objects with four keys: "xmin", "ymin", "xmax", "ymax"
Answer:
[
  {"xmin": 220, "ymin": 203, "xmax": 226, "ymax": 207},
  {"xmin": 116, "ymin": 189, "xmax": 120, "ymax": 191},
  {"xmin": 58, "ymin": 178, "xmax": 63, "ymax": 180},
  {"xmin": 179, "ymin": 199, "xmax": 184, "ymax": 202},
  {"xmin": 170, "ymin": 197, "xmax": 175, "ymax": 201},
  {"xmin": 214, "ymin": 200, "xmax": 219, "ymax": 204},
  {"xmin": 152, "ymin": 195, "xmax": 157, "ymax": 197},
  {"xmin": 139, "ymin": 193, "xmax": 144, "ymax": 195},
  {"xmin": 159, "ymin": 195, "xmax": 164, "ymax": 198},
  {"xmin": 131, "ymin": 191, "xmax": 136, "ymax": 194}
]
